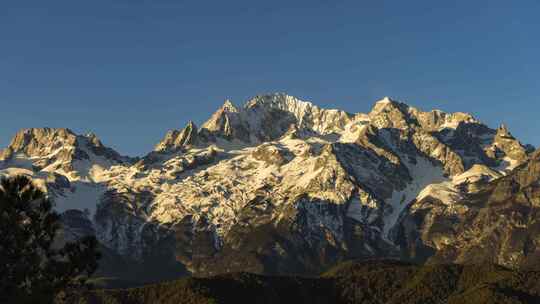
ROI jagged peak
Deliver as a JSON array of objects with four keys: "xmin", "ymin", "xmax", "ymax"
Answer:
[
  {"xmin": 371, "ymin": 97, "xmax": 478, "ymax": 121},
  {"xmin": 6, "ymin": 127, "xmax": 78, "ymax": 151},
  {"xmin": 244, "ymin": 93, "xmax": 352, "ymax": 128},
  {"xmin": 179, "ymin": 120, "xmax": 198, "ymax": 139},
  {"xmin": 496, "ymin": 123, "xmax": 512, "ymax": 137},
  {"xmin": 14, "ymin": 127, "xmax": 76, "ymax": 138},
  {"xmin": 369, "ymin": 97, "xmax": 483, "ymax": 132},
  {"xmin": 221, "ymin": 99, "xmax": 238, "ymax": 112},
  {"xmin": 423, "ymin": 110, "xmax": 479, "ymax": 131},
  {"xmin": 154, "ymin": 121, "xmax": 199, "ymax": 153},
  {"xmin": 8, "ymin": 128, "xmax": 111, "ymax": 151},
  {"xmin": 201, "ymin": 99, "xmax": 240, "ymax": 132},
  {"xmin": 367, "ymin": 97, "xmax": 415, "ymax": 130},
  {"xmin": 447, "ymin": 111, "xmax": 477, "ymax": 122},
  {"xmin": 0, "ymin": 127, "xmax": 131, "ymax": 166},
  {"xmin": 244, "ymin": 93, "xmax": 317, "ymax": 112},
  {"xmin": 369, "ymin": 97, "xmax": 406, "ymax": 115},
  {"xmin": 375, "ymin": 96, "xmax": 395, "ymax": 105},
  {"xmin": 84, "ymin": 132, "xmax": 104, "ymax": 147}
]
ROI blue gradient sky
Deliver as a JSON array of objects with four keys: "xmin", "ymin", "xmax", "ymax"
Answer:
[{"xmin": 1, "ymin": 1, "xmax": 539, "ymax": 156}]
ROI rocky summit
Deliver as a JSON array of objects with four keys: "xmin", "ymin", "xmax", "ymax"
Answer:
[{"xmin": 0, "ymin": 93, "xmax": 537, "ymax": 282}]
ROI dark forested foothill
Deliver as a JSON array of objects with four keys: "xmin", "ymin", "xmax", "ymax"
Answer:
[{"xmin": 67, "ymin": 260, "xmax": 540, "ymax": 304}]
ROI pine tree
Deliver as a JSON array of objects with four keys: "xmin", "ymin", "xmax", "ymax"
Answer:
[{"xmin": 0, "ymin": 175, "xmax": 100, "ymax": 303}]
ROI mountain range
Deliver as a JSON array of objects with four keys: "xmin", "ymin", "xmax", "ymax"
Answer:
[{"xmin": 1, "ymin": 93, "xmax": 538, "ymax": 283}]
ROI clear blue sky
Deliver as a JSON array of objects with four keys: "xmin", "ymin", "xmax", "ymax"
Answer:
[{"xmin": 1, "ymin": 1, "xmax": 538, "ymax": 156}]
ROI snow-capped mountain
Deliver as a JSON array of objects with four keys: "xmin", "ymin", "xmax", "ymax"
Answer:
[{"xmin": 0, "ymin": 93, "xmax": 536, "ymax": 277}]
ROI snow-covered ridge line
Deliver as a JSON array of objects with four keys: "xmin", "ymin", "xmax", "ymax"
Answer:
[{"xmin": 0, "ymin": 93, "xmax": 534, "ymax": 270}]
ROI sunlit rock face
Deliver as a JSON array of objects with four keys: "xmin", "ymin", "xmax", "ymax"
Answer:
[{"xmin": 1, "ymin": 93, "xmax": 536, "ymax": 277}]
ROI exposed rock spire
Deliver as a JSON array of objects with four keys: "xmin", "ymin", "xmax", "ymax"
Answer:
[{"xmin": 154, "ymin": 121, "xmax": 199, "ymax": 153}]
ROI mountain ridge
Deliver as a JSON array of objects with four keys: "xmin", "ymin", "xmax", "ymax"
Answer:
[{"xmin": 0, "ymin": 93, "xmax": 536, "ymax": 282}]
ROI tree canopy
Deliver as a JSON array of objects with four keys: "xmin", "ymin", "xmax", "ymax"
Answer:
[{"xmin": 0, "ymin": 175, "xmax": 100, "ymax": 303}]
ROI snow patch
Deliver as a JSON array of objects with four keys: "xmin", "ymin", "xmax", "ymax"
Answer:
[
  {"xmin": 453, "ymin": 164, "xmax": 502, "ymax": 184},
  {"xmin": 495, "ymin": 156, "xmax": 521, "ymax": 174},
  {"xmin": 382, "ymin": 157, "xmax": 447, "ymax": 241},
  {"xmin": 416, "ymin": 182, "xmax": 461, "ymax": 204}
]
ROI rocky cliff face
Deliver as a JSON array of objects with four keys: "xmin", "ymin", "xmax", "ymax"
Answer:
[
  {"xmin": 0, "ymin": 128, "xmax": 133, "ymax": 180},
  {"xmin": 0, "ymin": 93, "xmax": 536, "ymax": 279},
  {"xmin": 398, "ymin": 149, "xmax": 540, "ymax": 268}
]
